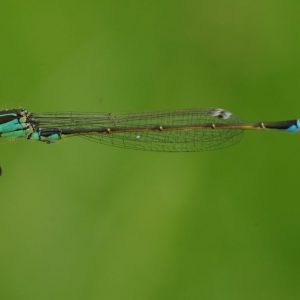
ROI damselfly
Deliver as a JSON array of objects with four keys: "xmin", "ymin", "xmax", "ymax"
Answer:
[{"xmin": 1, "ymin": 107, "xmax": 299, "ymax": 152}]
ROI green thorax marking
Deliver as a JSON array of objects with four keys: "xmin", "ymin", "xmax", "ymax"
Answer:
[
  {"xmin": 0, "ymin": 109, "xmax": 33, "ymax": 139},
  {"xmin": 0, "ymin": 108, "xmax": 62, "ymax": 143}
]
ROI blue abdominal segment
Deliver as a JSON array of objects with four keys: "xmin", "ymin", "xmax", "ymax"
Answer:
[{"xmin": 287, "ymin": 120, "xmax": 300, "ymax": 132}]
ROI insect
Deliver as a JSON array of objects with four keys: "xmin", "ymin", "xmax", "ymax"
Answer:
[{"xmin": 0, "ymin": 107, "xmax": 299, "ymax": 154}]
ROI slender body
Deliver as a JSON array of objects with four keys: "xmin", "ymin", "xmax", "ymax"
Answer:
[{"xmin": 0, "ymin": 108, "xmax": 299, "ymax": 152}]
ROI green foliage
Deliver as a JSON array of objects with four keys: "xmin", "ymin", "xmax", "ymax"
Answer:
[{"xmin": 1, "ymin": 1, "xmax": 300, "ymax": 299}]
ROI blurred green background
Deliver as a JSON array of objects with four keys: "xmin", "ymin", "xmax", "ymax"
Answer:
[{"xmin": 1, "ymin": 1, "xmax": 300, "ymax": 299}]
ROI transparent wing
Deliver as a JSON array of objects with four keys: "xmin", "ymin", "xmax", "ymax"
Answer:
[{"xmin": 31, "ymin": 108, "xmax": 243, "ymax": 152}]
